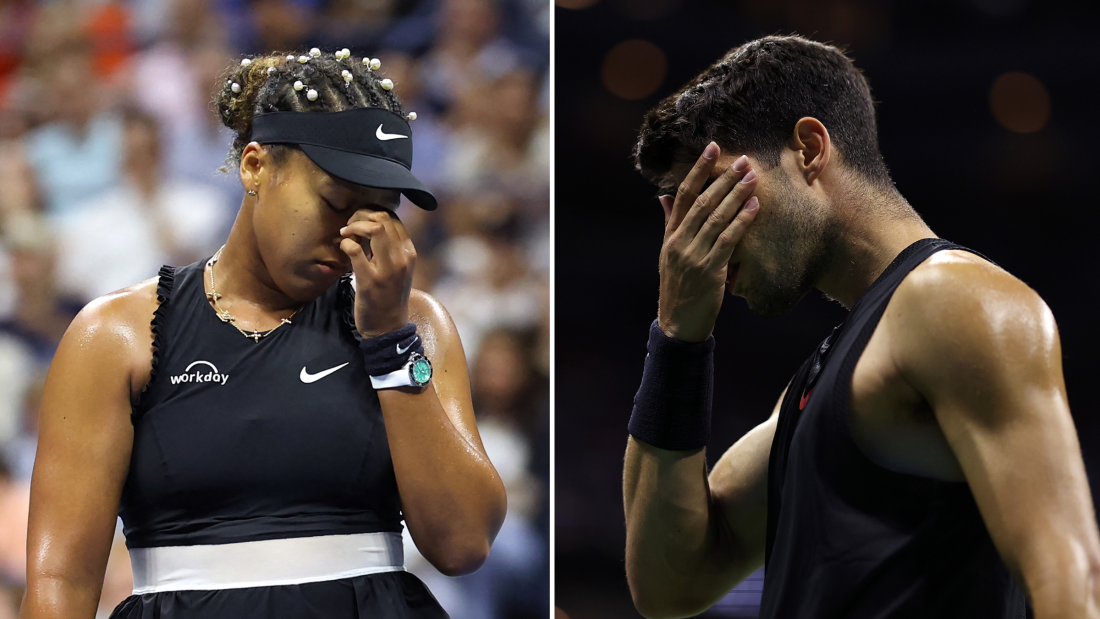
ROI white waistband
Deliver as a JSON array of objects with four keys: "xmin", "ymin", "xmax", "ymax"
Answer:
[{"xmin": 129, "ymin": 531, "xmax": 405, "ymax": 594}]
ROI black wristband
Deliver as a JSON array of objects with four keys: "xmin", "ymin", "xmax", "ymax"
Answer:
[
  {"xmin": 628, "ymin": 319, "xmax": 715, "ymax": 451},
  {"xmin": 359, "ymin": 323, "xmax": 425, "ymax": 375}
]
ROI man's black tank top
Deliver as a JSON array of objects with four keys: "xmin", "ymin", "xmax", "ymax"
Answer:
[
  {"xmin": 119, "ymin": 258, "xmax": 402, "ymax": 548},
  {"xmin": 759, "ymin": 238, "xmax": 1027, "ymax": 618}
]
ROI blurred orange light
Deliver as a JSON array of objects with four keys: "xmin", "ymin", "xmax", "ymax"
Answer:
[
  {"xmin": 611, "ymin": 0, "xmax": 681, "ymax": 20},
  {"xmin": 990, "ymin": 72, "xmax": 1051, "ymax": 134},
  {"xmin": 556, "ymin": 0, "xmax": 600, "ymax": 9},
  {"xmin": 601, "ymin": 40, "xmax": 667, "ymax": 101}
]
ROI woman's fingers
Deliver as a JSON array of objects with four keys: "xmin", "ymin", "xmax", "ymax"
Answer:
[
  {"xmin": 375, "ymin": 211, "xmax": 416, "ymax": 266},
  {"xmin": 340, "ymin": 220, "xmax": 385, "ymax": 264},
  {"xmin": 708, "ymin": 195, "xmax": 760, "ymax": 266},
  {"xmin": 341, "ymin": 213, "xmax": 415, "ymax": 272}
]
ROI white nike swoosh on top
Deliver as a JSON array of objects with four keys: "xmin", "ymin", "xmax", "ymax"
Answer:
[
  {"xmin": 396, "ymin": 337, "xmax": 419, "ymax": 354},
  {"xmin": 376, "ymin": 124, "xmax": 409, "ymax": 141},
  {"xmin": 300, "ymin": 362, "xmax": 350, "ymax": 383}
]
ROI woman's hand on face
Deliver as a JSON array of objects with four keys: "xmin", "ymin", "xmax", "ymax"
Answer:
[{"xmin": 339, "ymin": 209, "xmax": 417, "ymax": 339}]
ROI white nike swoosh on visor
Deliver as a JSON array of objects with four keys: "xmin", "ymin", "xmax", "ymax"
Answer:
[
  {"xmin": 300, "ymin": 362, "xmax": 350, "ymax": 383},
  {"xmin": 376, "ymin": 124, "xmax": 409, "ymax": 141},
  {"xmin": 396, "ymin": 337, "xmax": 419, "ymax": 354}
]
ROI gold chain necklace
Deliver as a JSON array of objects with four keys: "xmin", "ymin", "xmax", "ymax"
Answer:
[{"xmin": 206, "ymin": 246, "xmax": 300, "ymax": 343}]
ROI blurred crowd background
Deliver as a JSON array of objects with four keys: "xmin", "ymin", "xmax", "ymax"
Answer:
[
  {"xmin": 0, "ymin": 0, "xmax": 549, "ymax": 615},
  {"xmin": 556, "ymin": 0, "xmax": 1098, "ymax": 617}
]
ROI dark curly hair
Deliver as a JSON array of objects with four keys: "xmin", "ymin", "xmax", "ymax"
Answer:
[
  {"xmin": 213, "ymin": 50, "xmax": 407, "ymax": 173},
  {"xmin": 634, "ymin": 35, "xmax": 892, "ymax": 191}
]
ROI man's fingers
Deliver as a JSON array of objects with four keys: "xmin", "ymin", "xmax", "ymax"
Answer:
[
  {"xmin": 668, "ymin": 142, "xmax": 719, "ymax": 232},
  {"xmin": 708, "ymin": 195, "xmax": 760, "ymax": 265},
  {"xmin": 690, "ymin": 162, "xmax": 757, "ymax": 252},
  {"xmin": 659, "ymin": 195, "xmax": 673, "ymax": 225},
  {"xmin": 678, "ymin": 156, "xmax": 752, "ymax": 243}
]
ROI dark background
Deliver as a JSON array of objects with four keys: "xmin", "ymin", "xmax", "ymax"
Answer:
[{"xmin": 554, "ymin": 0, "xmax": 1100, "ymax": 617}]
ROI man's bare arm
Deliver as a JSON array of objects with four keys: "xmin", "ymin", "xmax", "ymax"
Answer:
[
  {"xmin": 624, "ymin": 142, "xmax": 767, "ymax": 618},
  {"xmin": 623, "ymin": 385, "xmax": 786, "ymax": 619},
  {"xmin": 895, "ymin": 258, "xmax": 1100, "ymax": 618}
]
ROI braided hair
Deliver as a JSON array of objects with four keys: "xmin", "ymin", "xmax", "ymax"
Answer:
[{"xmin": 213, "ymin": 50, "xmax": 407, "ymax": 173}]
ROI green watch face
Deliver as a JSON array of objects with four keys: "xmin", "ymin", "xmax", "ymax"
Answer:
[{"xmin": 410, "ymin": 357, "xmax": 432, "ymax": 385}]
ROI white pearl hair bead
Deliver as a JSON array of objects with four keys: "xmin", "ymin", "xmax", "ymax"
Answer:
[
  {"xmin": 306, "ymin": 89, "xmax": 318, "ymax": 101},
  {"xmin": 287, "ymin": 54, "xmax": 295, "ymax": 61},
  {"xmin": 240, "ymin": 58, "xmax": 252, "ymax": 66},
  {"xmin": 406, "ymin": 111, "xmax": 417, "ymax": 121},
  {"xmin": 293, "ymin": 80, "xmax": 304, "ymax": 91},
  {"xmin": 340, "ymin": 48, "xmax": 351, "ymax": 59},
  {"xmin": 369, "ymin": 58, "xmax": 381, "ymax": 70},
  {"xmin": 341, "ymin": 70, "xmax": 353, "ymax": 83},
  {"xmin": 309, "ymin": 47, "xmax": 321, "ymax": 57},
  {"xmin": 267, "ymin": 66, "xmax": 276, "ymax": 75},
  {"xmin": 231, "ymin": 82, "xmax": 241, "ymax": 93},
  {"xmin": 299, "ymin": 55, "xmax": 309, "ymax": 63},
  {"xmin": 380, "ymin": 78, "xmax": 393, "ymax": 90}
]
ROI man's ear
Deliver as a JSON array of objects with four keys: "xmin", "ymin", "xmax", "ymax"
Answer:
[
  {"xmin": 790, "ymin": 117, "xmax": 831, "ymax": 186},
  {"xmin": 239, "ymin": 142, "xmax": 266, "ymax": 194}
]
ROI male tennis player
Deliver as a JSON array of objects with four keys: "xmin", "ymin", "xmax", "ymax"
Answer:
[{"xmin": 622, "ymin": 35, "xmax": 1100, "ymax": 618}]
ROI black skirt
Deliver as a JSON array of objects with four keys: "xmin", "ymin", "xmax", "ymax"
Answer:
[{"xmin": 108, "ymin": 571, "xmax": 449, "ymax": 619}]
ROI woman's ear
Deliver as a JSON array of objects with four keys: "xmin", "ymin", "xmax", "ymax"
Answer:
[{"xmin": 239, "ymin": 142, "xmax": 266, "ymax": 194}]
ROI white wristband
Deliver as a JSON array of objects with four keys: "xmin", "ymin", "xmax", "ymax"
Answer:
[{"xmin": 370, "ymin": 366, "xmax": 415, "ymax": 389}]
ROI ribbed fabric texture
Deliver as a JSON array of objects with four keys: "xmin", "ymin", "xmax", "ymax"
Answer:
[
  {"xmin": 358, "ymin": 322, "xmax": 425, "ymax": 375},
  {"xmin": 628, "ymin": 319, "xmax": 715, "ymax": 451}
]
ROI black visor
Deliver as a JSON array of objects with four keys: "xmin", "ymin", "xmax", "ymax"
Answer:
[{"xmin": 251, "ymin": 108, "xmax": 438, "ymax": 211}]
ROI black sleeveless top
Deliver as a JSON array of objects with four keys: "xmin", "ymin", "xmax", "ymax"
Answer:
[
  {"xmin": 119, "ymin": 258, "xmax": 402, "ymax": 548},
  {"xmin": 759, "ymin": 238, "xmax": 1027, "ymax": 618}
]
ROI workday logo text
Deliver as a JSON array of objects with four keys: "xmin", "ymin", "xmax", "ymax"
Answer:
[{"xmin": 170, "ymin": 360, "xmax": 230, "ymax": 386}]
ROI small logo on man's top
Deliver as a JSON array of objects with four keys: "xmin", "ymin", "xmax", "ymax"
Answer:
[{"xmin": 170, "ymin": 360, "xmax": 230, "ymax": 386}]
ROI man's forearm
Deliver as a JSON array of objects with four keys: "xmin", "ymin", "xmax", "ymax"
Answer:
[
  {"xmin": 1025, "ymin": 547, "xmax": 1100, "ymax": 619},
  {"xmin": 623, "ymin": 437, "xmax": 727, "ymax": 619}
]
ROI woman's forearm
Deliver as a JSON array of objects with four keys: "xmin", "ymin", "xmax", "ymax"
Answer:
[
  {"xmin": 378, "ymin": 386, "xmax": 507, "ymax": 576},
  {"xmin": 21, "ymin": 576, "xmax": 100, "ymax": 619}
]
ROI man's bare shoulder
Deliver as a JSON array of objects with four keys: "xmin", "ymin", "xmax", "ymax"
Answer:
[
  {"xmin": 894, "ymin": 249, "xmax": 1050, "ymax": 328},
  {"xmin": 887, "ymin": 248, "xmax": 1060, "ymax": 409}
]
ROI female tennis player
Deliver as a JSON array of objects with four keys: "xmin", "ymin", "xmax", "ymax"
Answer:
[{"xmin": 21, "ymin": 48, "xmax": 507, "ymax": 619}]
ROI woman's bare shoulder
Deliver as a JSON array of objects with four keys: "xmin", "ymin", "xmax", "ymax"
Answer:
[
  {"xmin": 62, "ymin": 277, "xmax": 160, "ymax": 401},
  {"xmin": 69, "ymin": 277, "xmax": 160, "ymax": 337}
]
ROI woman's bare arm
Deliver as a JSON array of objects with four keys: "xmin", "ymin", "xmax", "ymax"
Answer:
[
  {"xmin": 379, "ymin": 289, "xmax": 507, "ymax": 576},
  {"xmin": 22, "ymin": 282, "xmax": 155, "ymax": 619}
]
